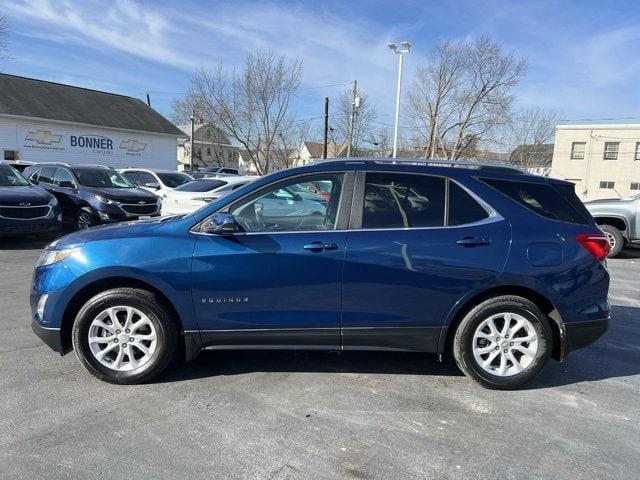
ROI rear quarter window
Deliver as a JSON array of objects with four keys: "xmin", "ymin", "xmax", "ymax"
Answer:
[{"xmin": 480, "ymin": 178, "xmax": 591, "ymax": 225}]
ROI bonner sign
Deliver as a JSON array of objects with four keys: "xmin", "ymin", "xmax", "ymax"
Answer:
[{"xmin": 20, "ymin": 127, "xmax": 149, "ymax": 157}]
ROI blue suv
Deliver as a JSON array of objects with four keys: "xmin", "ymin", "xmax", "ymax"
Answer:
[
  {"xmin": 30, "ymin": 159, "xmax": 611, "ymax": 388},
  {"xmin": 23, "ymin": 163, "xmax": 161, "ymax": 230}
]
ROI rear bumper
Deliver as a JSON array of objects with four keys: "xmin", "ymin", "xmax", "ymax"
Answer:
[
  {"xmin": 563, "ymin": 318, "xmax": 609, "ymax": 358},
  {"xmin": 31, "ymin": 321, "xmax": 63, "ymax": 353}
]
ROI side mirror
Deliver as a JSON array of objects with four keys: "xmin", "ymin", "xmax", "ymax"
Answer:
[
  {"xmin": 202, "ymin": 212, "xmax": 237, "ymax": 234},
  {"xmin": 292, "ymin": 193, "xmax": 302, "ymax": 201},
  {"xmin": 59, "ymin": 180, "xmax": 75, "ymax": 188},
  {"xmin": 145, "ymin": 182, "xmax": 160, "ymax": 190}
]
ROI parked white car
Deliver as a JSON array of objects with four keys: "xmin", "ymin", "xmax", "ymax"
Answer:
[
  {"xmin": 161, "ymin": 176, "xmax": 256, "ymax": 215},
  {"xmin": 119, "ymin": 168, "xmax": 193, "ymax": 197}
]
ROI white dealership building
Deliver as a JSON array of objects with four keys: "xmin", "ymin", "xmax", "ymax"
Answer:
[{"xmin": 0, "ymin": 73, "xmax": 185, "ymax": 170}]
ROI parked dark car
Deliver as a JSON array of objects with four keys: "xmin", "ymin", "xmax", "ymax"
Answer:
[
  {"xmin": 0, "ymin": 162, "xmax": 61, "ymax": 236},
  {"xmin": 22, "ymin": 163, "xmax": 161, "ymax": 230},
  {"xmin": 30, "ymin": 158, "xmax": 610, "ymax": 389}
]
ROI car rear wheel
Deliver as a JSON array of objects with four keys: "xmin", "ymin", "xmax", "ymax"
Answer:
[
  {"xmin": 453, "ymin": 296, "xmax": 552, "ymax": 389},
  {"xmin": 599, "ymin": 224, "xmax": 624, "ymax": 257},
  {"xmin": 76, "ymin": 208, "xmax": 95, "ymax": 230},
  {"xmin": 72, "ymin": 288, "xmax": 178, "ymax": 384}
]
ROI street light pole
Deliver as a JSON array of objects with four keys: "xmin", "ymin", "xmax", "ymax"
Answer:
[{"xmin": 387, "ymin": 41, "xmax": 411, "ymax": 159}]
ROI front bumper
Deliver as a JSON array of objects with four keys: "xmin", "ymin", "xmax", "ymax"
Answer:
[
  {"xmin": 96, "ymin": 206, "xmax": 161, "ymax": 223},
  {"xmin": 0, "ymin": 221, "xmax": 61, "ymax": 235},
  {"xmin": 31, "ymin": 321, "xmax": 63, "ymax": 353}
]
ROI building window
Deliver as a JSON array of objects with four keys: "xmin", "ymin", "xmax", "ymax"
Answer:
[
  {"xmin": 599, "ymin": 181, "xmax": 615, "ymax": 189},
  {"xmin": 631, "ymin": 182, "xmax": 640, "ymax": 191},
  {"xmin": 570, "ymin": 142, "xmax": 586, "ymax": 160},
  {"xmin": 603, "ymin": 142, "xmax": 619, "ymax": 160},
  {"xmin": 635, "ymin": 142, "xmax": 640, "ymax": 161},
  {"xmin": 3, "ymin": 150, "xmax": 18, "ymax": 160}
]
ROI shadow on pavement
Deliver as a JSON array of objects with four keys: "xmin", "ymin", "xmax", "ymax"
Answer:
[
  {"xmin": 0, "ymin": 233, "xmax": 65, "ymax": 250},
  {"xmin": 157, "ymin": 304, "xmax": 640, "ymax": 388},
  {"xmin": 160, "ymin": 350, "xmax": 463, "ymax": 383},
  {"xmin": 616, "ymin": 247, "xmax": 640, "ymax": 259}
]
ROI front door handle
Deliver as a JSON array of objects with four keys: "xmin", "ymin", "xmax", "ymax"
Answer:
[
  {"xmin": 303, "ymin": 241, "xmax": 338, "ymax": 252},
  {"xmin": 457, "ymin": 237, "xmax": 491, "ymax": 247}
]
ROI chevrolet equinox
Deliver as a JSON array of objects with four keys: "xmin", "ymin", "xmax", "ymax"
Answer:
[{"xmin": 31, "ymin": 159, "xmax": 611, "ymax": 389}]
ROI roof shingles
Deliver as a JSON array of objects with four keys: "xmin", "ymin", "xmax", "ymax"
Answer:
[{"xmin": 0, "ymin": 74, "xmax": 184, "ymax": 136}]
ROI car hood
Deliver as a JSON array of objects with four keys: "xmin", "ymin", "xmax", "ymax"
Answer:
[
  {"xmin": 0, "ymin": 184, "xmax": 53, "ymax": 206},
  {"xmin": 84, "ymin": 186, "xmax": 158, "ymax": 203},
  {"xmin": 50, "ymin": 217, "xmax": 170, "ymax": 249},
  {"xmin": 585, "ymin": 196, "xmax": 639, "ymax": 206}
]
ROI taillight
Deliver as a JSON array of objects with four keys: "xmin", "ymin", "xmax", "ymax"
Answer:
[{"xmin": 577, "ymin": 233, "xmax": 611, "ymax": 261}]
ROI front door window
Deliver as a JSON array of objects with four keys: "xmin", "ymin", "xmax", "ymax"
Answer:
[{"xmin": 229, "ymin": 173, "xmax": 344, "ymax": 233}]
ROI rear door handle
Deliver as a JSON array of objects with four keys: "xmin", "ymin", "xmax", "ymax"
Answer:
[
  {"xmin": 303, "ymin": 241, "xmax": 338, "ymax": 252},
  {"xmin": 457, "ymin": 237, "xmax": 491, "ymax": 247}
]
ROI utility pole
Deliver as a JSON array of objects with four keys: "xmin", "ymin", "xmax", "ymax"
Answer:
[
  {"xmin": 346, "ymin": 80, "xmax": 357, "ymax": 157},
  {"xmin": 323, "ymin": 97, "xmax": 329, "ymax": 159},
  {"xmin": 189, "ymin": 109, "xmax": 195, "ymax": 171},
  {"xmin": 146, "ymin": 92, "xmax": 151, "ymax": 107}
]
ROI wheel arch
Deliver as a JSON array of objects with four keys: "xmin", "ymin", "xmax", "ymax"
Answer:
[
  {"xmin": 592, "ymin": 215, "xmax": 629, "ymax": 236},
  {"xmin": 438, "ymin": 285, "xmax": 564, "ymax": 361},
  {"xmin": 59, "ymin": 276, "xmax": 184, "ymax": 355}
]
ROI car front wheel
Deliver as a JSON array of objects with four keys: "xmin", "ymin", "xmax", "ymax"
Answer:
[
  {"xmin": 72, "ymin": 288, "xmax": 178, "ymax": 384},
  {"xmin": 453, "ymin": 295, "xmax": 552, "ymax": 389},
  {"xmin": 76, "ymin": 208, "xmax": 95, "ymax": 230}
]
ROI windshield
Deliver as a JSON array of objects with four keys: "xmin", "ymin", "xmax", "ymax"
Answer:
[
  {"xmin": 157, "ymin": 172, "xmax": 192, "ymax": 188},
  {"xmin": 72, "ymin": 168, "xmax": 134, "ymax": 188},
  {"xmin": 174, "ymin": 179, "xmax": 227, "ymax": 192},
  {"xmin": 0, "ymin": 164, "xmax": 30, "ymax": 187}
]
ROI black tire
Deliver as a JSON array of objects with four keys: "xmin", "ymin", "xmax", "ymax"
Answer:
[
  {"xmin": 600, "ymin": 224, "xmax": 624, "ymax": 257},
  {"xmin": 453, "ymin": 295, "xmax": 552, "ymax": 390},
  {"xmin": 76, "ymin": 207, "xmax": 95, "ymax": 230},
  {"xmin": 72, "ymin": 288, "xmax": 178, "ymax": 384}
]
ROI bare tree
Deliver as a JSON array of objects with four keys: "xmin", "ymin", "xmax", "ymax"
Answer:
[
  {"xmin": 185, "ymin": 50, "xmax": 303, "ymax": 175},
  {"xmin": 407, "ymin": 41, "xmax": 466, "ymax": 157},
  {"xmin": 407, "ymin": 36, "xmax": 527, "ymax": 160},
  {"xmin": 0, "ymin": 16, "xmax": 9, "ymax": 60},
  {"xmin": 507, "ymin": 107, "xmax": 559, "ymax": 169},
  {"xmin": 333, "ymin": 87, "xmax": 377, "ymax": 156}
]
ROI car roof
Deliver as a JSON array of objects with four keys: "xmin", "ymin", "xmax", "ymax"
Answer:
[{"xmin": 120, "ymin": 168, "xmax": 189, "ymax": 174}]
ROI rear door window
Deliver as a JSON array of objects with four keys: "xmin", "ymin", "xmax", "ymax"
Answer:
[
  {"xmin": 480, "ymin": 178, "xmax": 591, "ymax": 224},
  {"xmin": 362, "ymin": 173, "xmax": 446, "ymax": 228},
  {"xmin": 448, "ymin": 182, "xmax": 489, "ymax": 226}
]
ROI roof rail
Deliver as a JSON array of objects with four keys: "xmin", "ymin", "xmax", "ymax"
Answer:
[
  {"xmin": 311, "ymin": 157, "xmax": 526, "ymax": 174},
  {"xmin": 29, "ymin": 161, "xmax": 71, "ymax": 167}
]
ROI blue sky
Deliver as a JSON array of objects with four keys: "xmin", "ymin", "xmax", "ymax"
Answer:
[{"xmin": 2, "ymin": 0, "xmax": 640, "ymax": 132}]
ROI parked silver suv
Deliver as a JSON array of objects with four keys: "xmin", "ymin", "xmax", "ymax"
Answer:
[{"xmin": 586, "ymin": 195, "xmax": 640, "ymax": 256}]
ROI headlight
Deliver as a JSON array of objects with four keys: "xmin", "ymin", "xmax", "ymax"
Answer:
[
  {"xmin": 96, "ymin": 195, "xmax": 118, "ymax": 205},
  {"xmin": 36, "ymin": 247, "xmax": 81, "ymax": 267}
]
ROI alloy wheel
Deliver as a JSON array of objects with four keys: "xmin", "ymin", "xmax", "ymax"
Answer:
[
  {"xmin": 78, "ymin": 212, "xmax": 92, "ymax": 229},
  {"xmin": 87, "ymin": 306, "xmax": 158, "ymax": 372},
  {"xmin": 471, "ymin": 312, "xmax": 539, "ymax": 377},
  {"xmin": 604, "ymin": 231, "xmax": 616, "ymax": 251}
]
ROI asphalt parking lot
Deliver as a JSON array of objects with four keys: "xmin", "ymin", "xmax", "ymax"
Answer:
[{"xmin": 1, "ymin": 236, "xmax": 639, "ymax": 480}]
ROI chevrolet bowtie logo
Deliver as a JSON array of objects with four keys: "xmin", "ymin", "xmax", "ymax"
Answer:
[
  {"xmin": 120, "ymin": 139, "xmax": 147, "ymax": 152},
  {"xmin": 25, "ymin": 130, "xmax": 63, "ymax": 145}
]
